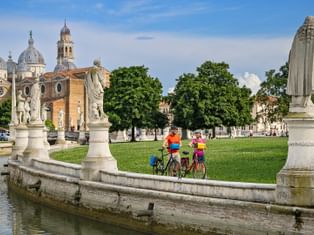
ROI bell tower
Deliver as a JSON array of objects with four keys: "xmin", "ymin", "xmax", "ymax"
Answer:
[{"xmin": 57, "ymin": 20, "xmax": 74, "ymax": 64}]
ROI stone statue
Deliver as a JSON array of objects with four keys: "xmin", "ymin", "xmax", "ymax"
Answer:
[
  {"xmin": 41, "ymin": 103, "xmax": 49, "ymax": 122},
  {"xmin": 79, "ymin": 111, "xmax": 84, "ymax": 130},
  {"xmin": 287, "ymin": 16, "xmax": 314, "ymax": 109},
  {"xmin": 30, "ymin": 77, "xmax": 41, "ymax": 122},
  {"xmin": 85, "ymin": 59, "xmax": 107, "ymax": 122},
  {"xmin": 16, "ymin": 90, "xmax": 25, "ymax": 124},
  {"xmin": 24, "ymin": 97, "xmax": 31, "ymax": 124},
  {"xmin": 58, "ymin": 109, "xmax": 64, "ymax": 129}
]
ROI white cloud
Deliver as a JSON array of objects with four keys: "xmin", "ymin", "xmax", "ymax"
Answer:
[
  {"xmin": 237, "ymin": 72, "xmax": 262, "ymax": 94},
  {"xmin": 167, "ymin": 87, "xmax": 175, "ymax": 94},
  {"xmin": 0, "ymin": 16, "xmax": 292, "ymax": 95}
]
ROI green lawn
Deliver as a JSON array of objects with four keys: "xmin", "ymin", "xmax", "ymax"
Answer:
[{"xmin": 51, "ymin": 137, "xmax": 288, "ymax": 183}]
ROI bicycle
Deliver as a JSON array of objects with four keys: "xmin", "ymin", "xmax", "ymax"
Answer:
[
  {"xmin": 181, "ymin": 151, "xmax": 207, "ymax": 179},
  {"xmin": 150, "ymin": 145, "xmax": 188, "ymax": 177}
]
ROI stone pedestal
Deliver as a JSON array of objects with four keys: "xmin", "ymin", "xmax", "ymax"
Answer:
[
  {"xmin": 276, "ymin": 115, "xmax": 314, "ymax": 206},
  {"xmin": 22, "ymin": 123, "xmax": 49, "ymax": 165},
  {"xmin": 112, "ymin": 130, "xmax": 128, "ymax": 142},
  {"xmin": 8, "ymin": 123, "xmax": 16, "ymax": 142},
  {"xmin": 43, "ymin": 127, "xmax": 50, "ymax": 150},
  {"xmin": 11, "ymin": 125, "xmax": 28, "ymax": 160},
  {"xmin": 80, "ymin": 120, "xmax": 118, "ymax": 181},
  {"xmin": 56, "ymin": 128, "xmax": 66, "ymax": 145},
  {"xmin": 139, "ymin": 129, "xmax": 147, "ymax": 141},
  {"xmin": 78, "ymin": 130, "xmax": 86, "ymax": 144},
  {"xmin": 163, "ymin": 127, "xmax": 169, "ymax": 138}
]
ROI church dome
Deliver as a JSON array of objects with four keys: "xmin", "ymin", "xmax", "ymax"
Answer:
[
  {"xmin": 60, "ymin": 22, "xmax": 71, "ymax": 35},
  {"xmin": 0, "ymin": 57, "xmax": 7, "ymax": 70},
  {"xmin": 54, "ymin": 58, "xmax": 77, "ymax": 72},
  {"xmin": 18, "ymin": 32, "xmax": 45, "ymax": 66}
]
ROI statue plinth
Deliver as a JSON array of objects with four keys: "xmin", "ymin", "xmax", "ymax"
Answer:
[
  {"xmin": 11, "ymin": 125, "xmax": 28, "ymax": 160},
  {"xmin": 43, "ymin": 126, "xmax": 50, "ymax": 150},
  {"xmin": 22, "ymin": 123, "xmax": 49, "ymax": 165},
  {"xmin": 78, "ymin": 130, "xmax": 86, "ymax": 145},
  {"xmin": 8, "ymin": 123, "xmax": 16, "ymax": 142},
  {"xmin": 56, "ymin": 128, "xmax": 66, "ymax": 145},
  {"xmin": 276, "ymin": 114, "xmax": 314, "ymax": 206},
  {"xmin": 80, "ymin": 120, "xmax": 118, "ymax": 181}
]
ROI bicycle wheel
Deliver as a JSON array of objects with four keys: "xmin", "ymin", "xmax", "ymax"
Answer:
[
  {"xmin": 180, "ymin": 158, "xmax": 189, "ymax": 177},
  {"xmin": 167, "ymin": 160, "xmax": 179, "ymax": 177},
  {"xmin": 192, "ymin": 162, "xmax": 206, "ymax": 179},
  {"xmin": 152, "ymin": 160, "xmax": 163, "ymax": 175}
]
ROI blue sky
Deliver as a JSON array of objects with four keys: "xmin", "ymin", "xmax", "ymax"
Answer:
[{"xmin": 0, "ymin": 0, "xmax": 313, "ymax": 94}]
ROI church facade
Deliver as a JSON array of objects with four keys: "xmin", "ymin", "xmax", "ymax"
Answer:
[{"xmin": 0, "ymin": 22, "xmax": 110, "ymax": 131}]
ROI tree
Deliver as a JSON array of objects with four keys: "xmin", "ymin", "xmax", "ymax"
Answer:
[
  {"xmin": 171, "ymin": 61, "xmax": 253, "ymax": 138},
  {"xmin": 45, "ymin": 119, "xmax": 55, "ymax": 131},
  {"xmin": 0, "ymin": 99, "xmax": 11, "ymax": 127},
  {"xmin": 256, "ymin": 63, "xmax": 289, "ymax": 125},
  {"xmin": 104, "ymin": 66, "xmax": 162, "ymax": 142},
  {"xmin": 149, "ymin": 111, "xmax": 168, "ymax": 141}
]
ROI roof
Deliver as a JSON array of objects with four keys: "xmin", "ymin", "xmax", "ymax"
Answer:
[{"xmin": 42, "ymin": 66, "xmax": 110, "ymax": 80}]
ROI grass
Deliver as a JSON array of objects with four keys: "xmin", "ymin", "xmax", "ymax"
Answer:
[{"xmin": 51, "ymin": 137, "xmax": 288, "ymax": 184}]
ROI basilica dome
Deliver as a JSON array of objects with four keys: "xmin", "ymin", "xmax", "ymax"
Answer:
[
  {"xmin": 0, "ymin": 57, "xmax": 7, "ymax": 70},
  {"xmin": 54, "ymin": 58, "xmax": 77, "ymax": 72},
  {"xmin": 18, "ymin": 32, "xmax": 45, "ymax": 66}
]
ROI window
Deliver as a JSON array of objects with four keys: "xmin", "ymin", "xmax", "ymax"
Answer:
[
  {"xmin": 24, "ymin": 86, "xmax": 30, "ymax": 96},
  {"xmin": 41, "ymin": 84, "xmax": 45, "ymax": 94},
  {"xmin": 55, "ymin": 82, "xmax": 62, "ymax": 94}
]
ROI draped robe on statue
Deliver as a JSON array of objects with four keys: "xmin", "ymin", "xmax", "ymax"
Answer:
[{"xmin": 287, "ymin": 16, "xmax": 314, "ymax": 107}]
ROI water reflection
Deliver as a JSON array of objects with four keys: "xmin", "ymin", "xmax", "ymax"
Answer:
[{"xmin": 0, "ymin": 157, "xmax": 151, "ymax": 235}]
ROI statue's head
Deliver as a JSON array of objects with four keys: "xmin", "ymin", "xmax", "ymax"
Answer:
[
  {"xmin": 304, "ymin": 16, "xmax": 314, "ymax": 25},
  {"xmin": 93, "ymin": 59, "xmax": 101, "ymax": 67}
]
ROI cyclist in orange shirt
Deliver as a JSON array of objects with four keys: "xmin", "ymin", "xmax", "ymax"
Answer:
[{"xmin": 162, "ymin": 126, "xmax": 182, "ymax": 175}]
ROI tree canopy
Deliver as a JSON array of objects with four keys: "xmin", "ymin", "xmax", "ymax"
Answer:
[
  {"xmin": 256, "ymin": 63, "xmax": 289, "ymax": 124},
  {"xmin": 171, "ymin": 61, "xmax": 253, "ymax": 137},
  {"xmin": 0, "ymin": 99, "xmax": 11, "ymax": 127},
  {"xmin": 103, "ymin": 66, "xmax": 162, "ymax": 141}
]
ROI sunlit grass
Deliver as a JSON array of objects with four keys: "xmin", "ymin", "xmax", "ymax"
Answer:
[{"xmin": 51, "ymin": 137, "xmax": 288, "ymax": 183}]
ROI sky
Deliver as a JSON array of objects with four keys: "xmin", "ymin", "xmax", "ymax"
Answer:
[{"xmin": 0, "ymin": 0, "xmax": 313, "ymax": 94}]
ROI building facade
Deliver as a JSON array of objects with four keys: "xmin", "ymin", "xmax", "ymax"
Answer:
[{"xmin": 0, "ymin": 23, "xmax": 110, "ymax": 130}]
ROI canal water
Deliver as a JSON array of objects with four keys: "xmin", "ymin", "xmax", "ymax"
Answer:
[{"xmin": 0, "ymin": 157, "xmax": 152, "ymax": 235}]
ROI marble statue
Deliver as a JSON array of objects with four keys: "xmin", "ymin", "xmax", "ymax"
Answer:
[
  {"xmin": 30, "ymin": 77, "xmax": 41, "ymax": 122},
  {"xmin": 85, "ymin": 59, "xmax": 107, "ymax": 121},
  {"xmin": 16, "ymin": 90, "xmax": 25, "ymax": 124},
  {"xmin": 41, "ymin": 103, "xmax": 49, "ymax": 122},
  {"xmin": 287, "ymin": 16, "xmax": 314, "ymax": 108},
  {"xmin": 58, "ymin": 109, "xmax": 64, "ymax": 129},
  {"xmin": 79, "ymin": 111, "xmax": 84, "ymax": 130},
  {"xmin": 24, "ymin": 97, "xmax": 31, "ymax": 124}
]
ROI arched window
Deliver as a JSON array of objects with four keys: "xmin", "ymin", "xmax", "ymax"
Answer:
[
  {"xmin": 24, "ymin": 86, "xmax": 30, "ymax": 96},
  {"xmin": 41, "ymin": 84, "xmax": 45, "ymax": 95}
]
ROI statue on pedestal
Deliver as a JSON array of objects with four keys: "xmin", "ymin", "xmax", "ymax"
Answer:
[
  {"xmin": 85, "ymin": 59, "xmax": 108, "ymax": 122},
  {"xmin": 58, "ymin": 109, "xmax": 64, "ymax": 129},
  {"xmin": 287, "ymin": 16, "xmax": 314, "ymax": 110},
  {"xmin": 30, "ymin": 77, "xmax": 41, "ymax": 123},
  {"xmin": 79, "ymin": 111, "xmax": 84, "ymax": 130},
  {"xmin": 24, "ymin": 97, "xmax": 31, "ymax": 124},
  {"xmin": 41, "ymin": 103, "xmax": 49, "ymax": 122},
  {"xmin": 17, "ymin": 90, "xmax": 25, "ymax": 124}
]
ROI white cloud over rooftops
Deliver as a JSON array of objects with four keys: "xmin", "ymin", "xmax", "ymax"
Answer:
[{"xmin": 237, "ymin": 72, "xmax": 262, "ymax": 95}]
